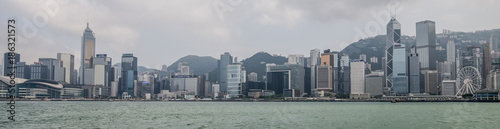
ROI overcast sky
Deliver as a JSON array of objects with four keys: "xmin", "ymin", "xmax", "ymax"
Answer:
[{"xmin": 1, "ymin": 0, "xmax": 499, "ymax": 70}]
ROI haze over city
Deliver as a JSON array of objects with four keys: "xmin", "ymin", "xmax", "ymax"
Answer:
[{"xmin": 1, "ymin": 0, "xmax": 499, "ymax": 69}]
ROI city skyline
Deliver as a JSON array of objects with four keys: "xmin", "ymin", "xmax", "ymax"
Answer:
[{"xmin": 1, "ymin": 0, "xmax": 500, "ymax": 70}]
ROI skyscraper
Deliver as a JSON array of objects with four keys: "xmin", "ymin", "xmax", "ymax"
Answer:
[
  {"xmin": 94, "ymin": 54, "xmax": 112, "ymax": 86},
  {"xmin": 392, "ymin": 43, "xmax": 408, "ymax": 95},
  {"xmin": 317, "ymin": 65, "xmax": 332, "ymax": 91},
  {"xmin": 57, "ymin": 53, "xmax": 75, "ymax": 84},
  {"xmin": 121, "ymin": 53, "xmax": 137, "ymax": 97},
  {"xmin": 288, "ymin": 54, "xmax": 305, "ymax": 66},
  {"xmin": 3, "ymin": 52, "xmax": 20, "ymax": 76},
  {"xmin": 408, "ymin": 46, "xmax": 421, "ymax": 93},
  {"xmin": 219, "ymin": 52, "xmax": 233, "ymax": 93},
  {"xmin": 350, "ymin": 60, "xmax": 365, "ymax": 94},
  {"xmin": 416, "ymin": 20, "xmax": 437, "ymax": 73},
  {"xmin": 38, "ymin": 58, "xmax": 64, "ymax": 81},
  {"xmin": 446, "ymin": 40, "xmax": 456, "ymax": 62},
  {"xmin": 386, "ymin": 18, "xmax": 401, "ymax": 90},
  {"xmin": 425, "ymin": 70, "xmax": 438, "ymax": 95},
  {"xmin": 483, "ymin": 43, "xmax": 492, "ymax": 89},
  {"xmin": 248, "ymin": 72, "xmax": 258, "ymax": 82},
  {"xmin": 310, "ymin": 49, "xmax": 321, "ymax": 91},
  {"xmin": 320, "ymin": 52, "xmax": 335, "ymax": 92},
  {"xmin": 227, "ymin": 63, "xmax": 246, "ymax": 98},
  {"xmin": 80, "ymin": 22, "xmax": 96, "ymax": 85}
]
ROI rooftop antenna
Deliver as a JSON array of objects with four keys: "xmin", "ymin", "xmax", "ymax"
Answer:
[{"xmin": 86, "ymin": 12, "xmax": 90, "ymax": 27}]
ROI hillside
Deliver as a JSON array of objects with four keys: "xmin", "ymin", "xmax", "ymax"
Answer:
[
  {"xmin": 241, "ymin": 52, "xmax": 288, "ymax": 82},
  {"xmin": 340, "ymin": 29, "xmax": 500, "ymax": 71}
]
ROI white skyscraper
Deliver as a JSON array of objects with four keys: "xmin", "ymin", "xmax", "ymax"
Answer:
[
  {"xmin": 288, "ymin": 54, "xmax": 305, "ymax": 65},
  {"xmin": 360, "ymin": 54, "xmax": 366, "ymax": 61},
  {"xmin": 227, "ymin": 63, "xmax": 245, "ymax": 98},
  {"xmin": 310, "ymin": 49, "xmax": 321, "ymax": 90},
  {"xmin": 58, "ymin": 53, "xmax": 75, "ymax": 84},
  {"xmin": 447, "ymin": 40, "xmax": 456, "ymax": 63},
  {"xmin": 248, "ymin": 72, "xmax": 258, "ymax": 82},
  {"xmin": 350, "ymin": 60, "xmax": 365, "ymax": 94}
]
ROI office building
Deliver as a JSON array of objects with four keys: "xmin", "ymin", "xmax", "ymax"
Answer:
[
  {"xmin": 15, "ymin": 62, "xmax": 31, "ymax": 79},
  {"xmin": 177, "ymin": 62, "xmax": 190, "ymax": 75},
  {"xmin": 170, "ymin": 75, "xmax": 198, "ymax": 95},
  {"xmin": 310, "ymin": 49, "xmax": 321, "ymax": 91},
  {"xmin": 416, "ymin": 20, "xmax": 437, "ymax": 74},
  {"xmin": 316, "ymin": 65, "xmax": 332, "ymax": 91},
  {"xmin": 483, "ymin": 43, "xmax": 492, "ymax": 89},
  {"xmin": 360, "ymin": 54, "xmax": 367, "ymax": 62},
  {"xmin": 3, "ymin": 52, "xmax": 20, "ymax": 76},
  {"xmin": 248, "ymin": 72, "xmax": 258, "ymax": 82},
  {"xmin": 446, "ymin": 41, "xmax": 455, "ymax": 62},
  {"xmin": 365, "ymin": 71, "xmax": 384, "ymax": 96},
  {"xmin": 461, "ymin": 46, "xmax": 481, "ymax": 69},
  {"xmin": 94, "ymin": 54, "xmax": 112, "ymax": 86},
  {"xmin": 408, "ymin": 46, "xmax": 421, "ymax": 93},
  {"xmin": 350, "ymin": 60, "xmax": 365, "ymax": 94},
  {"xmin": 227, "ymin": 63, "xmax": 246, "ymax": 98},
  {"xmin": 392, "ymin": 43, "xmax": 408, "ymax": 95},
  {"xmin": 288, "ymin": 54, "xmax": 305, "ymax": 66},
  {"xmin": 30, "ymin": 62, "xmax": 49, "ymax": 79},
  {"xmin": 57, "ymin": 53, "xmax": 75, "ymax": 84},
  {"xmin": 161, "ymin": 64, "xmax": 168, "ymax": 72},
  {"xmin": 80, "ymin": 23, "xmax": 96, "ymax": 85},
  {"xmin": 38, "ymin": 58, "xmax": 65, "ymax": 81},
  {"xmin": 219, "ymin": 52, "xmax": 233, "ymax": 93},
  {"xmin": 441, "ymin": 80, "xmax": 456, "ymax": 96},
  {"xmin": 121, "ymin": 53, "xmax": 137, "ymax": 97},
  {"xmin": 266, "ymin": 64, "xmax": 306, "ymax": 96},
  {"xmin": 386, "ymin": 18, "xmax": 401, "ymax": 90},
  {"xmin": 425, "ymin": 70, "xmax": 438, "ymax": 95},
  {"xmin": 437, "ymin": 61, "xmax": 454, "ymax": 84}
]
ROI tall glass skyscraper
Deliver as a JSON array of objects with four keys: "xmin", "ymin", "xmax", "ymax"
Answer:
[
  {"xmin": 386, "ymin": 18, "xmax": 401, "ymax": 89},
  {"xmin": 121, "ymin": 54, "xmax": 137, "ymax": 97},
  {"xmin": 80, "ymin": 23, "xmax": 96, "ymax": 85},
  {"xmin": 392, "ymin": 44, "xmax": 408, "ymax": 95},
  {"xmin": 384, "ymin": 18, "xmax": 401, "ymax": 90},
  {"xmin": 416, "ymin": 20, "xmax": 437, "ymax": 74},
  {"xmin": 218, "ymin": 52, "xmax": 233, "ymax": 93}
]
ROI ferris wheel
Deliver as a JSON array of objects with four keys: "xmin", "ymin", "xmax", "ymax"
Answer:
[{"xmin": 456, "ymin": 66, "xmax": 482, "ymax": 96}]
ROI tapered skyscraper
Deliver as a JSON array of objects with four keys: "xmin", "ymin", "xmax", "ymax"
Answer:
[
  {"xmin": 80, "ymin": 23, "xmax": 96, "ymax": 85},
  {"xmin": 385, "ymin": 18, "xmax": 401, "ymax": 89}
]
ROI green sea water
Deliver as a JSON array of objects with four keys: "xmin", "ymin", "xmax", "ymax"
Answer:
[{"xmin": 1, "ymin": 101, "xmax": 499, "ymax": 128}]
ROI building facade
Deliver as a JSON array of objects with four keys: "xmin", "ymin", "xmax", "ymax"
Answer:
[
  {"xmin": 80, "ymin": 23, "xmax": 96, "ymax": 85},
  {"xmin": 416, "ymin": 20, "xmax": 437, "ymax": 74},
  {"xmin": 121, "ymin": 53, "xmax": 137, "ymax": 97},
  {"xmin": 57, "ymin": 53, "xmax": 75, "ymax": 84},
  {"xmin": 350, "ymin": 60, "xmax": 365, "ymax": 94}
]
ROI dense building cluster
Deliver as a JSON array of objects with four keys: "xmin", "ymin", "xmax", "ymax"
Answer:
[{"xmin": 1, "ymin": 18, "xmax": 499, "ymax": 100}]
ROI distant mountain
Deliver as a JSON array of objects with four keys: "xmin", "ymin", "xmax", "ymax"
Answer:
[
  {"xmin": 241, "ymin": 52, "xmax": 288, "ymax": 82},
  {"xmin": 166, "ymin": 55, "xmax": 218, "ymax": 76},
  {"xmin": 340, "ymin": 29, "xmax": 500, "ymax": 71}
]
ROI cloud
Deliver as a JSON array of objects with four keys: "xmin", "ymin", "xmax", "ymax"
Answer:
[{"xmin": 1, "ymin": 0, "xmax": 499, "ymax": 70}]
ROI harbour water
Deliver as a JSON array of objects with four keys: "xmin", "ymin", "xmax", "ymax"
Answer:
[{"xmin": 1, "ymin": 101, "xmax": 499, "ymax": 128}]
